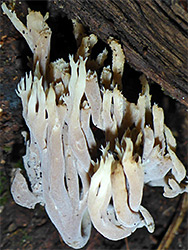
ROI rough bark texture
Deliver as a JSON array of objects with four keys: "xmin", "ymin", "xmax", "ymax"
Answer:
[
  {"xmin": 0, "ymin": 1, "xmax": 188, "ymax": 250},
  {"xmin": 55, "ymin": 0, "xmax": 188, "ymax": 107}
]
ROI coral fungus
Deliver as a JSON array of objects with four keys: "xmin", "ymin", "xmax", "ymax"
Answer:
[{"xmin": 2, "ymin": 3, "xmax": 188, "ymax": 249}]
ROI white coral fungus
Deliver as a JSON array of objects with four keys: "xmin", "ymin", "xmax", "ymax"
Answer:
[{"xmin": 2, "ymin": 3, "xmax": 188, "ymax": 249}]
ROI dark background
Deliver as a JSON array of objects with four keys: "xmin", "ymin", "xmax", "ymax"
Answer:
[{"xmin": 0, "ymin": 1, "xmax": 187, "ymax": 249}]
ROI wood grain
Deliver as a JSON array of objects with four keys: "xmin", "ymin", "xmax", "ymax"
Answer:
[{"xmin": 54, "ymin": 0, "xmax": 188, "ymax": 106}]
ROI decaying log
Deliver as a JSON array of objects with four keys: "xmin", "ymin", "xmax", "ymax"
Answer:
[{"xmin": 55, "ymin": 0, "xmax": 188, "ymax": 107}]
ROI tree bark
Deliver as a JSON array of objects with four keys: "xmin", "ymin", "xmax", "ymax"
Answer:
[{"xmin": 56, "ymin": 0, "xmax": 188, "ymax": 107}]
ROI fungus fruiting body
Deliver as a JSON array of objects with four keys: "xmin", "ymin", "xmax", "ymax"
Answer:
[{"xmin": 2, "ymin": 3, "xmax": 188, "ymax": 249}]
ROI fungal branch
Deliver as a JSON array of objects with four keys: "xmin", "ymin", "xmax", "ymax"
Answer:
[{"xmin": 2, "ymin": 3, "xmax": 188, "ymax": 249}]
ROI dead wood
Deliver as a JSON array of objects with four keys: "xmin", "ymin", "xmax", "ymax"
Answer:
[{"xmin": 55, "ymin": 0, "xmax": 188, "ymax": 107}]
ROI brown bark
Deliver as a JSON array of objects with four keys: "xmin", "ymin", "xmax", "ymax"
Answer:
[{"xmin": 56, "ymin": 0, "xmax": 188, "ymax": 107}]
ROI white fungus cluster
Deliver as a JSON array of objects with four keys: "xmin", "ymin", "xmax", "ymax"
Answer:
[{"xmin": 2, "ymin": 3, "xmax": 188, "ymax": 249}]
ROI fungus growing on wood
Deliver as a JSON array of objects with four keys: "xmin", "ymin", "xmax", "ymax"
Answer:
[{"xmin": 2, "ymin": 3, "xmax": 188, "ymax": 249}]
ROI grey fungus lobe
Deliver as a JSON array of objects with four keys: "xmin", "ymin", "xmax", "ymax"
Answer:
[{"xmin": 2, "ymin": 3, "xmax": 188, "ymax": 249}]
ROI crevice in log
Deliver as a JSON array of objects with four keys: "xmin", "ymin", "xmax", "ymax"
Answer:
[{"xmin": 54, "ymin": 0, "xmax": 188, "ymax": 107}]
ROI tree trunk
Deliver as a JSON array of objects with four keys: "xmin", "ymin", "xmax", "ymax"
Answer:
[{"xmin": 57, "ymin": 0, "xmax": 188, "ymax": 107}]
